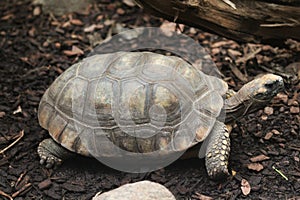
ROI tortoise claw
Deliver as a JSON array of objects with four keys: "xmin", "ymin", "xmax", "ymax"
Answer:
[
  {"xmin": 38, "ymin": 138, "xmax": 71, "ymax": 169},
  {"xmin": 38, "ymin": 148, "xmax": 62, "ymax": 169}
]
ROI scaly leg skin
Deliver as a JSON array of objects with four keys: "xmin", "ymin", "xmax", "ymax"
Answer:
[
  {"xmin": 38, "ymin": 138, "xmax": 74, "ymax": 169},
  {"xmin": 205, "ymin": 121, "xmax": 231, "ymax": 180}
]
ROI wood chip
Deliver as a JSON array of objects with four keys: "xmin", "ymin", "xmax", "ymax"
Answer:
[
  {"xmin": 247, "ymin": 163, "xmax": 264, "ymax": 172},
  {"xmin": 84, "ymin": 24, "xmax": 104, "ymax": 32},
  {"xmin": 0, "ymin": 130, "xmax": 24, "ymax": 154},
  {"xmin": 70, "ymin": 19, "xmax": 84, "ymax": 26},
  {"xmin": 228, "ymin": 49, "xmax": 242, "ymax": 57},
  {"xmin": 38, "ymin": 179, "xmax": 52, "ymax": 190},
  {"xmin": 222, "ymin": 0, "xmax": 236, "ymax": 9},
  {"xmin": 288, "ymin": 100, "xmax": 299, "ymax": 106},
  {"xmin": 62, "ymin": 183, "xmax": 85, "ymax": 192},
  {"xmin": 211, "ymin": 48, "xmax": 220, "ymax": 55},
  {"xmin": 290, "ymin": 106, "xmax": 299, "ymax": 114},
  {"xmin": 211, "ymin": 40, "xmax": 234, "ymax": 48},
  {"xmin": 1, "ymin": 14, "xmax": 14, "ymax": 20},
  {"xmin": 160, "ymin": 21, "xmax": 184, "ymax": 36},
  {"xmin": 0, "ymin": 112, "xmax": 5, "ymax": 118},
  {"xmin": 116, "ymin": 8, "xmax": 125, "ymax": 15},
  {"xmin": 261, "ymin": 114, "xmax": 268, "ymax": 121},
  {"xmin": 272, "ymin": 129, "xmax": 281, "ymax": 135},
  {"xmin": 241, "ymin": 179, "xmax": 251, "ymax": 195},
  {"xmin": 236, "ymin": 47, "xmax": 262, "ymax": 64},
  {"xmin": 228, "ymin": 63, "xmax": 248, "ymax": 82},
  {"xmin": 28, "ymin": 27, "xmax": 36, "ymax": 37},
  {"xmin": 264, "ymin": 131, "xmax": 273, "ymax": 140},
  {"xmin": 264, "ymin": 106, "xmax": 273, "ymax": 115},
  {"xmin": 250, "ymin": 155, "xmax": 270, "ymax": 162},
  {"xmin": 13, "ymin": 105, "xmax": 22, "ymax": 114},
  {"xmin": 0, "ymin": 190, "xmax": 13, "ymax": 200},
  {"xmin": 123, "ymin": 0, "xmax": 136, "ymax": 7},
  {"xmin": 33, "ymin": 6, "xmax": 41, "ymax": 16},
  {"xmin": 189, "ymin": 27, "xmax": 197, "ymax": 34},
  {"xmin": 192, "ymin": 192, "xmax": 213, "ymax": 200},
  {"xmin": 274, "ymin": 93, "xmax": 288, "ymax": 104},
  {"xmin": 63, "ymin": 45, "xmax": 84, "ymax": 56},
  {"xmin": 12, "ymin": 183, "xmax": 32, "ymax": 198}
]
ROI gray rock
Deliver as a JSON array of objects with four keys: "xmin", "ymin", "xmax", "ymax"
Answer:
[{"xmin": 93, "ymin": 181, "xmax": 176, "ymax": 200}]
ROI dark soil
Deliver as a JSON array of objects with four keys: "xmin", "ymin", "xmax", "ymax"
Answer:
[{"xmin": 0, "ymin": 0, "xmax": 299, "ymax": 199}]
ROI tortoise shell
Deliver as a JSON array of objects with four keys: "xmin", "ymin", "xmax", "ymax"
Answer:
[{"xmin": 38, "ymin": 52, "xmax": 227, "ymax": 157}]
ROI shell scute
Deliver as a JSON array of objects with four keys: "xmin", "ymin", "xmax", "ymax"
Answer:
[{"xmin": 56, "ymin": 77, "xmax": 88, "ymax": 121}]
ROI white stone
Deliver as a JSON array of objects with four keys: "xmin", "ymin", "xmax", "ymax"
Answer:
[{"xmin": 92, "ymin": 181, "xmax": 176, "ymax": 200}]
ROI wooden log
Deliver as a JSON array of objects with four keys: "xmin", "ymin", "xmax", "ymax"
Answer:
[{"xmin": 134, "ymin": 0, "xmax": 300, "ymax": 45}]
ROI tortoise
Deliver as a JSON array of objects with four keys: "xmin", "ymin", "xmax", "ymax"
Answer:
[{"xmin": 37, "ymin": 51, "xmax": 284, "ymax": 180}]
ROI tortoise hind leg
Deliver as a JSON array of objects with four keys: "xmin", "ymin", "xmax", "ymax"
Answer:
[
  {"xmin": 38, "ymin": 138, "xmax": 74, "ymax": 168},
  {"xmin": 205, "ymin": 121, "xmax": 231, "ymax": 180}
]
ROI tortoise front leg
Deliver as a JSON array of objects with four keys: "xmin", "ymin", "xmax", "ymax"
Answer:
[
  {"xmin": 205, "ymin": 121, "xmax": 231, "ymax": 180},
  {"xmin": 38, "ymin": 138, "xmax": 74, "ymax": 168}
]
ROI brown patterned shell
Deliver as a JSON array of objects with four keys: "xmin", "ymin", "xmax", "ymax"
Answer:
[{"xmin": 38, "ymin": 52, "xmax": 227, "ymax": 157}]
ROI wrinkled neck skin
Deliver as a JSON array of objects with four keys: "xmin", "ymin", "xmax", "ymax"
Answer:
[{"xmin": 224, "ymin": 91, "xmax": 270, "ymax": 124}]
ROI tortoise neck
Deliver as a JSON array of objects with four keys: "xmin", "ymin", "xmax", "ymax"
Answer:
[
  {"xmin": 224, "ymin": 94, "xmax": 247, "ymax": 124},
  {"xmin": 224, "ymin": 92, "xmax": 270, "ymax": 124}
]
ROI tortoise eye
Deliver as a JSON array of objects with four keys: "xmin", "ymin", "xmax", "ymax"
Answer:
[{"xmin": 265, "ymin": 81, "xmax": 276, "ymax": 90}]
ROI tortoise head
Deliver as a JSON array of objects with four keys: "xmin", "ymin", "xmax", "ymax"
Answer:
[
  {"xmin": 224, "ymin": 74, "xmax": 284, "ymax": 123},
  {"xmin": 243, "ymin": 74, "xmax": 284, "ymax": 102}
]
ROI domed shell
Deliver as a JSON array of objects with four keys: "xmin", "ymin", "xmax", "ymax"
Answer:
[{"xmin": 38, "ymin": 52, "xmax": 227, "ymax": 157}]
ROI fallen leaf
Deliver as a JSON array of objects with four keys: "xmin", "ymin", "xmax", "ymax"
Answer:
[
  {"xmin": 250, "ymin": 155, "xmax": 270, "ymax": 162},
  {"xmin": 247, "ymin": 163, "xmax": 264, "ymax": 172},
  {"xmin": 241, "ymin": 179, "xmax": 251, "ymax": 195},
  {"xmin": 13, "ymin": 106, "xmax": 22, "ymax": 115}
]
